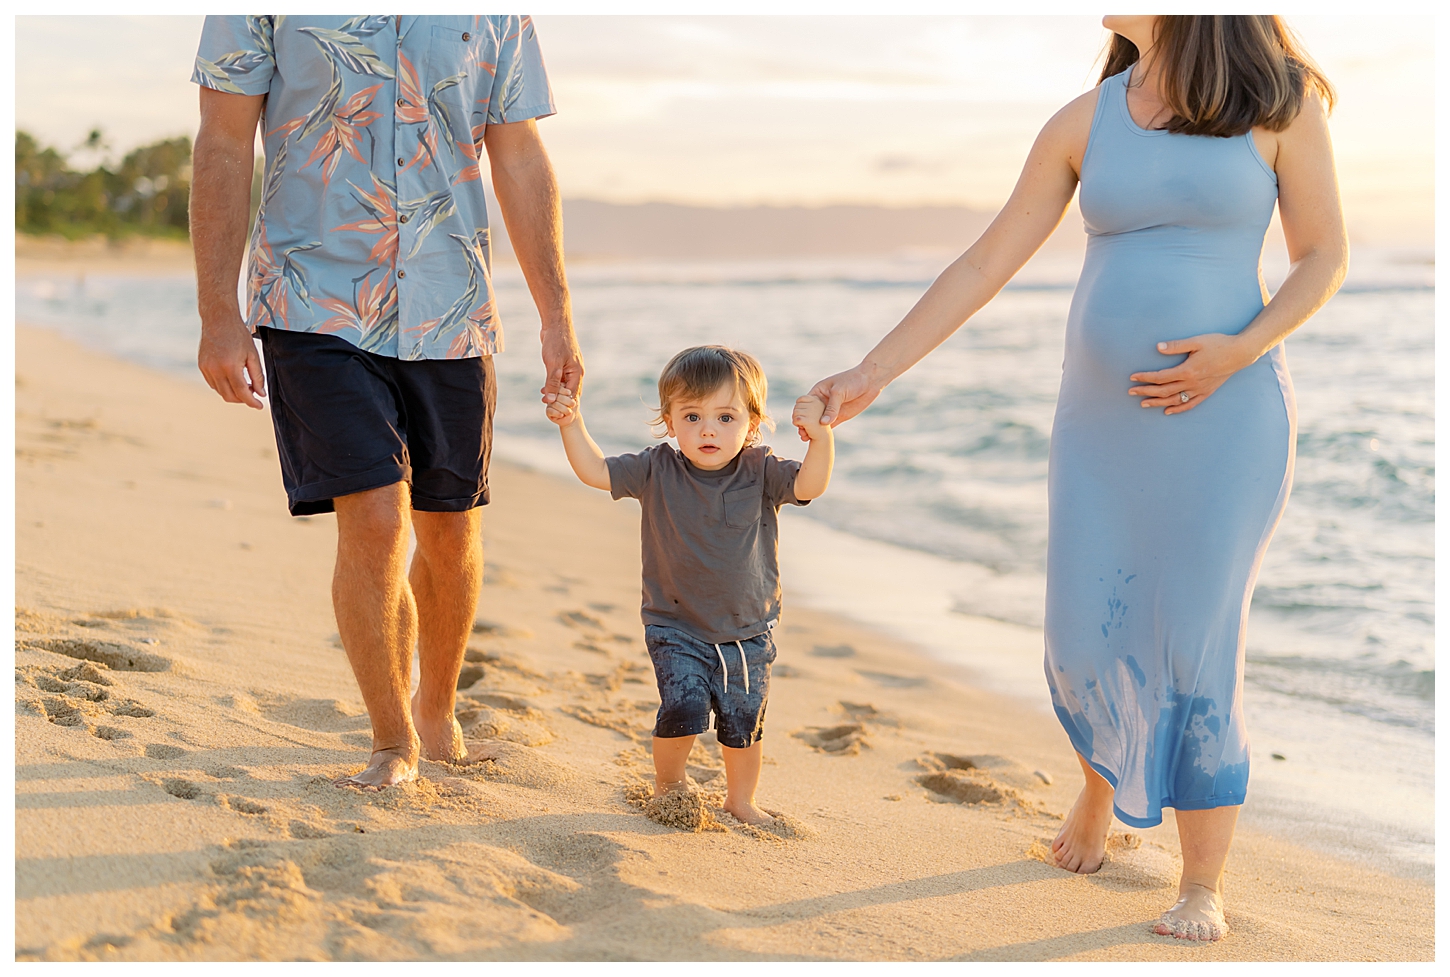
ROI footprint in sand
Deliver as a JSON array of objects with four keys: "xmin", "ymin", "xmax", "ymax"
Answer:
[
  {"xmin": 144, "ymin": 743, "xmax": 188, "ymax": 760},
  {"xmin": 162, "ymin": 778, "xmax": 202, "ymax": 800},
  {"xmin": 456, "ymin": 691, "xmax": 555, "ymax": 746},
  {"xmin": 839, "ymin": 700, "xmax": 899, "ymax": 726},
  {"xmin": 19, "ymin": 636, "xmax": 171, "ymax": 673},
  {"xmin": 624, "ymin": 780, "xmax": 815, "ymax": 841},
  {"xmin": 259, "ymin": 696, "xmax": 370, "ymax": 733},
  {"xmin": 220, "ymin": 795, "xmax": 269, "ymax": 815},
  {"xmin": 793, "ymin": 723, "xmax": 870, "ymax": 755},
  {"xmin": 472, "ymin": 618, "xmax": 534, "ymax": 640},
  {"xmin": 917, "ymin": 752, "xmax": 1045, "ymax": 791},
  {"xmin": 856, "ymin": 670, "xmax": 927, "ymax": 688}
]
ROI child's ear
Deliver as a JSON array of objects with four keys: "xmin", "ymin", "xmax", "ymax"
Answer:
[{"xmin": 662, "ymin": 414, "xmax": 676, "ymax": 438}]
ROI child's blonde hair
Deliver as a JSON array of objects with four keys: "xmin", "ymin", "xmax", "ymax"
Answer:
[{"xmin": 652, "ymin": 345, "xmax": 773, "ymax": 446}]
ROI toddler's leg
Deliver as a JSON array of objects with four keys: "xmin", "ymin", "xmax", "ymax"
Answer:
[
  {"xmin": 652, "ymin": 735, "xmax": 695, "ymax": 796},
  {"xmin": 721, "ymin": 741, "xmax": 771, "ymax": 825}
]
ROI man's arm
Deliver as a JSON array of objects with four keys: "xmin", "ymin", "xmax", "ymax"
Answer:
[
  {"xmin": 483, "ymin": 119, "xmax": 582, "ymax": 405},
  {"xmin": 192, "ymin": 87, "xmax": 266, "ymax": 408}
]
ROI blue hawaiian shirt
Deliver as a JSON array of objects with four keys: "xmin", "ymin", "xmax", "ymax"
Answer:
[{"xmin": 192, "ymin": 15, "xmax": 554, "ymax": 360}]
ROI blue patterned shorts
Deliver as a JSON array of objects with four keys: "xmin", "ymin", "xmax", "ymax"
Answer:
[{"xmin": 644, "ymin": 624, "xmax": 777, "ymax": 749}]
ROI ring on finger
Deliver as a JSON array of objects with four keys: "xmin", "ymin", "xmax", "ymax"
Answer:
[{"xmin": 1179, "ymin": 391, "xmax": 1191, "ymax": 404}]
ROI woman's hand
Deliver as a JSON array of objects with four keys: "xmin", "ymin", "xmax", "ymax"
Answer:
[
  {"xmin": 799, "ymin": 365, "xmax": 884, "ymax": 440},
  {"xmin": 1128, "ymin": 333, "xmax": 1260, "ymax": 415}
]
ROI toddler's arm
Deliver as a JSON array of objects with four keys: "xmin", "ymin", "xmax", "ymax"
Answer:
[
  {"xmin": 545, "ymin": 388, "xmax": 612, "ymax": 491},
  {"xmin": 791, "ymin": 394, "xmax": 835, "ymax": 501}
]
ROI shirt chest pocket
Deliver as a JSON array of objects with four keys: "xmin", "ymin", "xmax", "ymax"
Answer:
[
  {"xmin": 426, "ymin": 24, "xmax": 483, "ymax": 144},
  {"xmin": 723, "ymin": 485, "xmax": 763, "ymax": 530}
]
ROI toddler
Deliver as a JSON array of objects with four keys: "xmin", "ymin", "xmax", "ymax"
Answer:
[{"xmin": 544, "ymin": 345, "xmax": 833, "ymax": 824}]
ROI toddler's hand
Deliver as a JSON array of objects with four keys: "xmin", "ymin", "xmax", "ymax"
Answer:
[
  {"xmin": 792, "ymin": 394, "xmax": 830, "ymax": 440},
  {"xmin": 546, "ymin": 388, "xmax": 579, "ymax": 427}
]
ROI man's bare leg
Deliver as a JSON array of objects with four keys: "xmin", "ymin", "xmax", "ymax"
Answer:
[
  {"xmin": 1155, "ymin": 805, "xmax": 1239, "ymax": 941},
  {"xmin": 1051, "ymin": 752, "xmax": 1115, "ymax": 873},
  {"xmin": 721, "ymin": 741, "xmax": 772, "ymax": 825},
  {"xmin": 332, "ymin": 482, "xmax": 420, "ymax": 789},
  {"xmin": 408, "ymin": 508, "xmax": 481, "ymax": 762}
]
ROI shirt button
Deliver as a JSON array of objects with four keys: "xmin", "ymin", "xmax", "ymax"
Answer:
[
  {"xmin": 398, "ymin": 270, "xmax": 407, "ymax": 279},
  {"xmin": 396, "ymin": 157, "xmax": 405, "ymax": 166},
  {"xmin": 396, "ymin": 98, "xmax": 405, "ymax": 108},
  {"xmin": 399, "ymin": 213, "xmax": 410, "ymax": 224},
  {"xmin": 462, "ymin": 32, "xmax": 470, "ymax": 41}
]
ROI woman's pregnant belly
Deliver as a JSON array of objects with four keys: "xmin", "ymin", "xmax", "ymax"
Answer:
[{"xmin": 1065, "ymin": 235, "xmax": 1269, "ymax": 395}]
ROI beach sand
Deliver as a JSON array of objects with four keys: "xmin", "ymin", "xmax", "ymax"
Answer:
[{"xmin": 14, "ymin": 321, "xmax": 1432, "ymax": 961}]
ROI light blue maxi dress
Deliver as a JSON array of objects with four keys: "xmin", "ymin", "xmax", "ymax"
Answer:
[{"xmin": 1044, "ymin": 66, "xmax": 1295, "ymax": 828}]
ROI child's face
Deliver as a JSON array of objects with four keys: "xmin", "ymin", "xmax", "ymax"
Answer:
[{"xmin": 664, "ymin": 381, "xmax": 758, "ymax": 471}]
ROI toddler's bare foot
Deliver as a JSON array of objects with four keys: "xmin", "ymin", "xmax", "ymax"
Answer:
[
  {"xmin": 334, "ymin": 742, "xmax": 419, "ymax": 791},
  {"xmin": 723, "ymin": 798, "xmax": 775, "ymax": 826},
  {"xmin": 1154, "ymin": 884, "xmax": 1228, "ymax": 941},
  {"xmin": 1051, "ymin": 781, "xmax": 1114, "ymax": 873},
  {"xmin": 412, "ymin": 692, "xmax": 467, "ymax": 763}
]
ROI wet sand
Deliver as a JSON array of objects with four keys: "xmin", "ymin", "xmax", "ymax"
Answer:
[{"xmin": 13, "ymin": 322, "xmax": 1433, "ymax": 960}]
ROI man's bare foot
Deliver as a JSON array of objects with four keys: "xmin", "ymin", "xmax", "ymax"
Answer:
[
  {"xmin": 722, "ymin": 798, "xmax": 775, "ymax": 826},
  {"xmin": 1154, "ymin": 883, "xmax": 1228, "ymax": 941},
  {"xmin": 334, "ymin": 742, "xmax": 420, "ymax": 791},
  {"xmin": 1051, "ymin": 781, "xmax": 1115, "ymax": 873},
  {"xmin": 411, "ymin": 692, "xmax": 467, "ymax": 763}
]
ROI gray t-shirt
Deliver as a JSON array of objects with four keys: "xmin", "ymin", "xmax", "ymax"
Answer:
[{"xmin": 607, "ymin": 443, "xmax": 807, "ymax": 644}]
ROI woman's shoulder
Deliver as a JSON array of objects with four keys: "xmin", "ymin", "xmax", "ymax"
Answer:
[{"xmin": 1038, "ymin": 87, "xmax": 1103, "ymax": 174}]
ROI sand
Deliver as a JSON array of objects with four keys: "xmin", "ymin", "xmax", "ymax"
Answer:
[{"xmin": 13, "ymin": 319, "xmax": 1434, "ymax": 961}]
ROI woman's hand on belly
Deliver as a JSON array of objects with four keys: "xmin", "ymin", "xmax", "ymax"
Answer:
[{"xmin": 1127, "ymin": 333, "xmax": 1260, "ymax": 415}]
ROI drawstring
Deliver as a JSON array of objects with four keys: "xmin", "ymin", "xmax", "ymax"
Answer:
[
  {"xmin": 713, "ymin": 640, "xmax": 751, "ymax": 695},
  {"xmin": 714, "ymin": 643, "xmax": 729, "ymax": 694}
]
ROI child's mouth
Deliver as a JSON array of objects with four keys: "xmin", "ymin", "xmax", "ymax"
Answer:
[{"xmin": 699, "ymin": 445, "xmax": 718, "ymax": 452}]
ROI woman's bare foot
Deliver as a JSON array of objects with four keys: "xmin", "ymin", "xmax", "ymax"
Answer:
[
  {"xmin": 722, "ymin": 798, "xmax": 775, "ymax": 826},
  {"xmin": 1154, "ymin": 883, "xmax": 1228, "ymax": 941},
  {"xmin": 334, "ymin": 742, "xmax": 420, "ymax": 791},
  {"xmin": 1051, "ymin": 764, "xmax": 1115, "ymax": 873},
  {"xmin": 411, "ymin": 692, "xmax": 467, "ymax": 763}
]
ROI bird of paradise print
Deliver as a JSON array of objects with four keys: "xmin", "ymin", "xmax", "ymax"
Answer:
[
  {"xmin": 331, "ymin": 174, "xmax": 399, "ymax": 265},
  {"xmin": 316, "ymin": 268, "xmax": 399, "ymax": 352}
]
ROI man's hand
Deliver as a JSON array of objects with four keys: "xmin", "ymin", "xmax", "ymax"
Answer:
[
  {"xmin": 545, "ymin": 386, "xmax": 580, "ymax": 427},
  {"xmin": 791, "ymin": 394, "xmax": 831, "ymax": 441},
  {"xmin": 199, "ymin": 316, "xmax": 266, "ymax": 409},
  {"xmin": 191, "ymin": 86, "xmax": 265, "ymax": 408},
  {"xmin": 540, "ymin": 325, "xmax": 584, "ymax": 406}
]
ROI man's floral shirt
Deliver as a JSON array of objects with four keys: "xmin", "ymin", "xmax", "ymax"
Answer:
[{"xmin": 193, "ymin": 15, "xmax": 554, "ymax": 359}]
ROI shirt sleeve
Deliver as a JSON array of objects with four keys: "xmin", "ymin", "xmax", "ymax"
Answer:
[
  {"xmin": 762, "ymin": 449, "xmax": 807, "ymax": 508},
  {"xmin": 606, "ymin": 448, "xmax": 655, "ymax": 501},
  {"xmin": 192, "ymin": 16, "xmax": 276, "ymax": 96},
  {"xmin": 486, "ymin": 15, "xmax": 556, "ymax": 124}
]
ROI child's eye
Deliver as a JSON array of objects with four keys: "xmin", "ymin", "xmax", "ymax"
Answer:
[
  {"xmin": 685, "ymin": 413, "xmax": 700, "ymax": 423},
  {"xmin": 719, "ymin": 414, "xmax": 734, "ymax": 424}
]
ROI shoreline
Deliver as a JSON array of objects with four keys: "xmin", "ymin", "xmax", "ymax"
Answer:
[{"xmin": 13, "ymin": 323, "xmax": 1433, "ymax": 960}]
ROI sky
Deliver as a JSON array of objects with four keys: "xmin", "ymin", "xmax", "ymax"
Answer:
[{"xmin": 13, "ymin": 14, "xmax": 1435, "ymax": 244}]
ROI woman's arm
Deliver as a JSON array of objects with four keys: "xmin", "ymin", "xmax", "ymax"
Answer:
[
  {"xmin": 806, "ymin": 90, "xmax": 1097, "ymax": 430},
  {"xmin": 1128, "ymin": 97, "xmax": 1349, "ymax": 414}
]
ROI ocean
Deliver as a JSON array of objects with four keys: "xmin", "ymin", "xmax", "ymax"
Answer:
[{"xmin": 15, "ymin": 243, "xmax": 1433, "ymax": 876}]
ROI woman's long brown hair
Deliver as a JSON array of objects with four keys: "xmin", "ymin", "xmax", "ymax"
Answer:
[{"xmin": 1100, "ymin": 16, "xmax": 1335, "ymax": 136}]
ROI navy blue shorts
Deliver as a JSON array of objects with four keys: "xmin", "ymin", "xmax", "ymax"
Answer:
[
  {"xmin": 645, "ymin": 624, "xmax": 776, "ymax": 749},
  {"xmin": 258, "ymin": 327, "xmax": 495, "ymax": 516}
]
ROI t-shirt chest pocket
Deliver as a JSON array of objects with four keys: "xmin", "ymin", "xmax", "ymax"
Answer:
[{"xmin": 722, "ymin": 485, "xmax": 763, "ymax": 530}]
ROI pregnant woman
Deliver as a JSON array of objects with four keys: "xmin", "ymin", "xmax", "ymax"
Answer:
[{"xmin": 804, "ymin": 16, "xmax": 1347, "ymax": 941}]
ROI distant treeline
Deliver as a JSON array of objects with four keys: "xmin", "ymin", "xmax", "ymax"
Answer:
[{"xmin": 16, "ymin": 130, "xmax": 194, "ymax": 240}]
